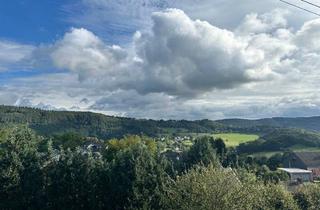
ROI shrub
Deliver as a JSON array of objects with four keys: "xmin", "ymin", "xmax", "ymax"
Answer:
[{"xmin": 294, "ymin": 184, "xmax": 320, "ymax": 210}]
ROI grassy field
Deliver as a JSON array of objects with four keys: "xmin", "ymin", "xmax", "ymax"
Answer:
[
  {"xmin": 161, "ymin": 132, "xmax": 259, "ymax": 148},
  {"xmin": 213, "ymin": 133, "xmax": 259, "ymax": 147},
  {"xmin": 250, "ymin": 145, "xmax": 320, "ymax": 158},
  {"xmin": 250, "ymin": 151, "xmax": 283, "ymax": 158},
  {"xmin": 289, "ymin": 145, "xmax": 320, "ymax": 152}
]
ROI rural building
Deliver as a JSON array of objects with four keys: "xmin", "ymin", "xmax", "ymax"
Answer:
[
  {"xmin": 278, "ymin": 168, "xmax": 313, "ymax": 182},
  {"xmin": 283, "ymin": 152, "xmax": 320, "ymax": 179}
]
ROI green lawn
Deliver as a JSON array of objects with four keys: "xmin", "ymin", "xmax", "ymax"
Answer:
[{"xmin": 213, "ymin": 133, "xmax": 259, "ymax": 147}]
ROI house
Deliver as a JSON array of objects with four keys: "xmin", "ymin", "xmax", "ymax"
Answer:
[
  {"xmin": 278, "ymin": 168, "xmax": 313, "ymax": 182},
  {"xmin": 283, "ymin": 152, "xmax": 320, "ymax": 179}
]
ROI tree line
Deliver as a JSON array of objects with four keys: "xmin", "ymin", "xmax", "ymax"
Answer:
[{"xmin": 1, "ymin": 126, "xmax": 320, "ymax": 209}]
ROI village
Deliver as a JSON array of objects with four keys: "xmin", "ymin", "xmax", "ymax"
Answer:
[{"xmin": 83, "ymin": 134, "xmax": 320, "ymax": 189}]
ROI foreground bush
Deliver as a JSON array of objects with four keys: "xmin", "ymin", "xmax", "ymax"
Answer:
[
  {"xmin": 162, "ymin": 164, "xmax": 298, "ymax": 210},
  {"xmin": 294, "ymin": 184, "xmax": 320, "ymax": 210},
  {"xmin": 254, "ymin": 184, "xmax": 298, "ymax": 210}
]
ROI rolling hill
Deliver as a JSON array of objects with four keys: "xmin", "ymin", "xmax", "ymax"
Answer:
[
  {"xmin": 1, "ymin": 105, "xmax": 320, "ymax": 140},
  {"xmin": 217, "ymin": 117, "xmax": 320, "ymax": 132},
  {"xmin": 237, "ymin": 128, "xmax": 320, "ymax": 154},
  {"xmin": 0, "ymin": 106, "xmax": 227, "ymax": 139}
]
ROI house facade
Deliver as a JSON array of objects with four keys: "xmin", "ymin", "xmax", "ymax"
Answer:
[{"xmin": 278, "ymin": 168, "xmax": 313, "ymax": 182}]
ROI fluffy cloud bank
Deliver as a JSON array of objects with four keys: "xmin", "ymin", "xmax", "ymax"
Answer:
[
  {"xmin": 2, "ymin": 7, "xmax": 320, "ymax": 119},
  {"xmin": 51, "ymin": 28, "xmax": 129, "ymax": 81},
  {"xmin": 51, "ymin": 9, "xmax": 298, "ymax": 97},
  {"xmin": 295, "ymin": 18, "xmax": 320, "ymax": 52}
]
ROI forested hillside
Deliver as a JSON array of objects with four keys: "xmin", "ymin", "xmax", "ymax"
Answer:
[
  {"xmin": 217, "ymin": 116, "xmax": 320, "ymax": 132},
  {"xmin": 0, "ymin": 106, "xmax": 227, "ymax": 138},
  {"xmin": 238, "ymin": 128, "xmax": 320, "ymax": 154},
  {"xmin": 1, "ymin": 105, "xmax": 320, "ymax": 139}
]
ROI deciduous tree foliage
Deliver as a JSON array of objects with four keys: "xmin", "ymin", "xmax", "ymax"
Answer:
[
  {"xmin": 184, "ymin": 136, "xmax": 217, "ymax": 167},
  {"xmin": 294, "ymin": 184, "xmax": 320, "ymax": 210},
  {"xmin": 162, "ymin": 164, "xmax": 298, "ymax": 210},
  {"xmin": 0, "ymin": 126, "xmax": 44, "ymax": 209}
]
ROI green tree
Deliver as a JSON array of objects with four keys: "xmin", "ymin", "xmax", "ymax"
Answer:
[
  {"xmin": 294, "ymin": 184, "xmax": 320, "ymax": 210},
  {"xmin": 213, "ymin": 138, "xmax": 227, "ymax": 158},
  {"xmin": 162, "ymin": 164, "xmax": 256, "ymax": 210},
  {"xmin": 43, "ymin": 147, "xmax": 106, "ymax": 210},
  {"xmin": 163, "ymin": 164, "xmax": 298, "ymax": 210},
  {"xmin": 105, "ymin": 135, "xmax": 157, "ymax": 160},
  {"xmin": 254, "ymin": 184, "xmax": 298, "ymax": 210},
  {"xmin": 107, "ymin": 143, "xmax": 168, "ymax": 210},
  {"xmin": 52, "ymin": 132, "xmax": 86, "ymax": 150},
  {"xmin": 0, "ymin": 126, "xmax": 44, "ymax": 209},
  {"xmin": 185, "ymin": 136, "xmax": 218, "ymax": 168},
  {"xmin": 267, "ymin": 153, "xmax": 284, "ymax": 170}
]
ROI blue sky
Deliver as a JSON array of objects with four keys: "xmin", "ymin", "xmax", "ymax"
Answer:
[
  {"xmin": 0, "ymin": 0, "xmax": 73, "ymax": 44},
  {"xmin": 0, "ymin": 0, "xmax": 74, "ymax": 82},
  {"xmin": 0, "ymin": 0, "xmax": 140, "ymax": 45},
  {"xmin": 1, "ymin": 0, "xmax": 320, "ymax": 119}
]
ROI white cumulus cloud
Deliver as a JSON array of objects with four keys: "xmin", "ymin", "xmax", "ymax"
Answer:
[
  {"xmin": 0, "ymin": 41, "xmax": 35, "ymax": 71},
  {"xmin": 51, "ymin": 9, "xmax": 294, "ymax": 97},
  {"xmin": 51, "ymin": 28, "xmax": 129, "ymax": 81},
  {"xmin": 295, "ymin": 19, "xmax": 320, "ymax": 52}
]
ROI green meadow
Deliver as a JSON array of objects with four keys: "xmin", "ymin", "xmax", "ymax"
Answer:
[{"xmin": 213, "ymin": 133, "xmax": 259, "ymax": 147}]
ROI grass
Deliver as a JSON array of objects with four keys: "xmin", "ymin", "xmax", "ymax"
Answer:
[
  {"xmin": 213, "ymin": 133, "xmax": 259, "ymax": 147},
  {"xmin": 289, "ymin": 145, "xmax": 320, "ymax": 152},
  {"xmin": 250, "ymin": 145, "xmax": 320, "ymax": 158},
  {"xmin": 159, "ymin": 132, "xmax": 259, "ymax": 148},
  {"xmin": 250, "ymin": 151, "xmax": 283, "ymax": 158}
]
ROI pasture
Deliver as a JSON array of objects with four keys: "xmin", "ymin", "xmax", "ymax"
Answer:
[{"xmin": 213, "ymin": 133, "xmax": 259, "ymax": 147}]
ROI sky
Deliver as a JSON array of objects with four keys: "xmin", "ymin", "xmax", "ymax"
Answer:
[{"xmin": 1, "ymin": 0, "xmax": 320, "ymax": 120}]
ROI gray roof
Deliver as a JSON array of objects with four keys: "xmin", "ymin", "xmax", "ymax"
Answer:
[
  {"xmin": 293, "ymin": 152, "xmax": 320, "ymax": 168},
  {"xmin": 278, "ymin": 168, "xmax": 312, "ymax": 174}
]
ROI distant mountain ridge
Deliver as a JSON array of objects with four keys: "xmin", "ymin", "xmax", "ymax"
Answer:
[{"xmin": 0, "ymin": 105, "xmax": 320, "ymax": 139}]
